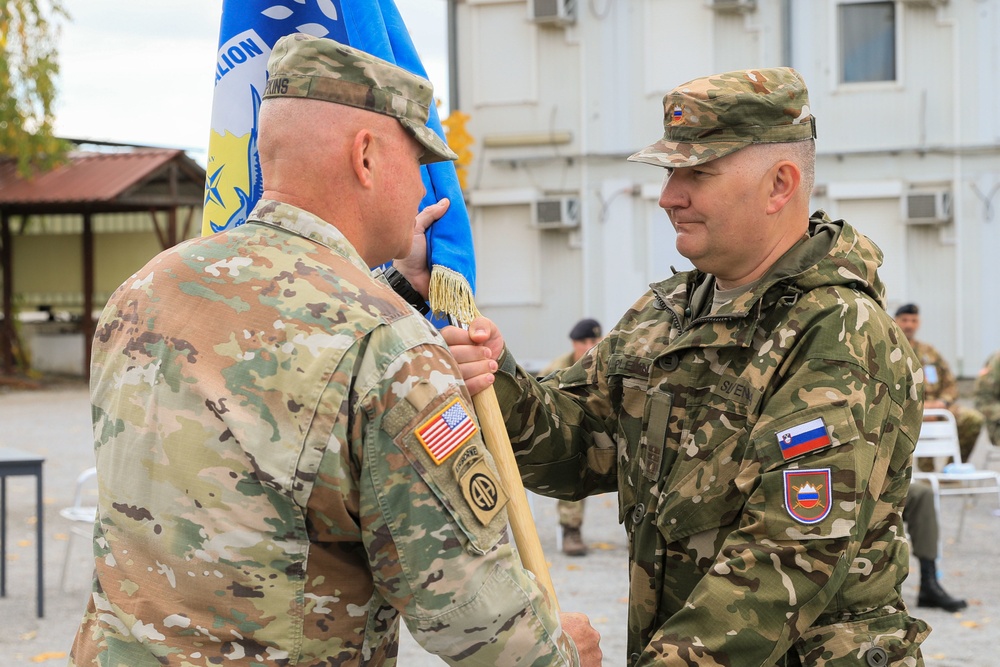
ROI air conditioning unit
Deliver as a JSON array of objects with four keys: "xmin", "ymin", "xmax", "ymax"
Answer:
[
  {"xmin": 530, "ymin": 0, "xmax": 577, "ymax": 26},
  {"xmin": 706, "ymin": 0, "xmax": 757, "ymax": 12},
  {"xmin": 903, "ymin": 190, "xmax": 952, "ymax": 224},
  {"xmin": 533, "ymin": 196, "xmax": 581, "ymax": 230}
]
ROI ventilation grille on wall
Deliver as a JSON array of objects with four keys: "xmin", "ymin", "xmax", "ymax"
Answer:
[
  {"xmin": 530, "ymin": 0, "xmax": 577, "ymax": 26},
  {"xmin": 706, "ymin": 0, "xmax": 757, "ymax": 12},
  {"xmin": 903, "ymin": 190, "xmax": 952, "ymax": 224},
  {"xmin": 533, "ymin": 197, "xmax": 581, "ymax": 230}
]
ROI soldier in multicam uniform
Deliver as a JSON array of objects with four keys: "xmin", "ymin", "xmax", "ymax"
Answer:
[
  {"xmin": 442, "ymin": 68, "xmax": 929, "ymax": 666},
  {"xmin": 70, "ymin": 34, "xmax": 601, "ymax": 667},
  {"xmin": 974, "ymin": 351, "xmax": 1000, "ymax": 449},
  {"xmin": 894, "ymin": 303, "xmax": 984, "ymax": 464}
]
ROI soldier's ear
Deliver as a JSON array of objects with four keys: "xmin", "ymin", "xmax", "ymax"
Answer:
[
  {"xmin": 351, "ymin": 129, "xmax": 376, "ymax": 190},
  {"xmin": 765, "ymin": 160, "xmax": 800, "ymax": 214}
]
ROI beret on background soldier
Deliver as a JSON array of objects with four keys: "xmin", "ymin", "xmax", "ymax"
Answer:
[
  {"xmin": 569, "ymin": 318, "xmax": 602, "ymax": 342},
  {"xmin": 264, "ymin": 33, "xmax": 457, "ymax": 164},
  {"xmin": 628, "ymin": 66, "xmax": 816, "ymax": 168}
]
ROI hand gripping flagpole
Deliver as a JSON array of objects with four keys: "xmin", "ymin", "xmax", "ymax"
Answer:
[{"xmin": 448, "ymin": 315, "xmax": 559, "ymax": 613}]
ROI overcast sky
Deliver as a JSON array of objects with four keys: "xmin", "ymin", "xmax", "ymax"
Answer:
[{"xmin": 53, "ymin": 0, "xmax": 449, "ymax": 165}]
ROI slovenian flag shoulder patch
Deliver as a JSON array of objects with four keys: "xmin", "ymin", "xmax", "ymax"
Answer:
[
  {"xmin": 416, "ymin": 397, "xmax": 478, "ymax": 465},
  {"xmin": 777, "ymin": 416, "xmax": 832, "ymax": 460}
]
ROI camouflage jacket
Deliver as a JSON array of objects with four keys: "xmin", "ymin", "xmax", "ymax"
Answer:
[
  {"xmin": 541, "ymin": 352, "xmax": 576, "ymax": 377},
  {"xmin": 909, "ymin": 339, "xmax": 957, "ymax": 406},
  {"xmin": 494, "ymin": 212, "xmax": 929, "ymax": 666},
  {"xmin": 71, "ymin": 200, "xmax": 576, "ymax": 667},
  {"xmin": 974, "ymin": 352, "xmax": 1000, "ymax": 446}
]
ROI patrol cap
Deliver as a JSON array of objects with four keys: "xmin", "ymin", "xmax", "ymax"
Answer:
[
  {"xmin": 264, "ymin": 33, "xmax": 458, "ymax": 165},
  {"xmin": 628, "ymin": 67, "xmax": 816, "ymax": 169},
  {"xmin": 569, "ymin": 318, "xmax": 602, "ymax": 341}
]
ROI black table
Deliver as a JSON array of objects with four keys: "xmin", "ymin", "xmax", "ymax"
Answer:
[{"xmin": 0, "ymin": 447, "xmax": 45, "ymax": 617}]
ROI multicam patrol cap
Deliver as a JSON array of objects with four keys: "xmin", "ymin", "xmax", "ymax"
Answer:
[
  {"xmin": 264, "ymin": 33, "xmax": 458, "ymax": 165},
  {"xmin": 628, "ymin": 67, "xmax": 816, "ymax": 168}
]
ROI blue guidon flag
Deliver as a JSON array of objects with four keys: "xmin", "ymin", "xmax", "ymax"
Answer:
[
  {"xmin": 777, "ymin": 416, "xmax": 832, "ymax": 460},
  {"xmin": 783, "ymin": 469, "xmax": 832, "ymax": 524},
  {"xmin": 203, "ymin": 0, "xmax": 478, "ymax": 323}
]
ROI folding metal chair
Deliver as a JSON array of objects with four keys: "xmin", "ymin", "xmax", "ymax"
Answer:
[
  {"xmin": 58, "ymin": 466, "xmax": 97, "ymax": 592},
  {"xmin": 913, "ymin": 409, "xmax": 1000, "ymax": 541}
]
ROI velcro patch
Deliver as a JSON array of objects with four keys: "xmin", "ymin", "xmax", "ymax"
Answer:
[
  {"xmin": 783, "ymin": 468, "xmax": 832, "ymax": 524},
  {"xmin": 415, "ymin": 397, "xmax": 478, "ymax": 465},
  {"xmin": 453, "ymin": 448, "xmax": 508, "ymax": 527},
  {"xmin": 777, "ymin": 416, "xmax": 831, "ymax": 460}
]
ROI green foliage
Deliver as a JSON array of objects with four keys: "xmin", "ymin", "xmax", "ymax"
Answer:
[{"xmin": 0, "ymin": 0, "xmax": 71, "ymax": 176}]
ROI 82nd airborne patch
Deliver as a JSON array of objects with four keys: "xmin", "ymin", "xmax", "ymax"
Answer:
[{"xmin": 783, "ymin": 468, "xmax": 832, "ymax": 524}]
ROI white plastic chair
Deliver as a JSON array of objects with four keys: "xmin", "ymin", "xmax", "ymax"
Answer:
[
  {"xmin": 59, "ymin": 466, "xmax": 97, "ymax": 592},
  {"xmin": 913, "ymin": 409, "xmax": 1000, "ymax": 541},
  {"xmin": 984, "ymin": 439, "xmax": 1000, "ymax": 472}
]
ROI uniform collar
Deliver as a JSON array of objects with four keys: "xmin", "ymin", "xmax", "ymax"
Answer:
[{"xmin": 247, "ymin": 198, "xmax": 373, "ymax": 276}]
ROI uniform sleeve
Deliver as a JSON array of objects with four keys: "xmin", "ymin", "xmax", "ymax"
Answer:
[
  {"xmin": 636, "ymin": 354, "xmax": 920, "ymax": 666},
  {"xmin": 357, "ymin": 338, "xmax": 578, "ymax": 667},
  {"xmin": 493, "ymin": 341, "xmax": 619, "ymax": 500},
  {"xmin": 975, "ymin": 354, "xmax": 1000, "ymax": 442}
]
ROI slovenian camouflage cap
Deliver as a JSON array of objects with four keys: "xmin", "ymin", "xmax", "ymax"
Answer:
[
  {"xmin": 628, "ymin": 67, "xmax": 816, "ymax": 168},
  {"xmin": 264, "ymin": 33, "xmax": 457, "ymax": 165}
]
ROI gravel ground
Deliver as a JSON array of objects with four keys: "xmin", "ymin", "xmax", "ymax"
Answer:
[{"xmin": 0, "ymin": 380, "xmax": 996, "ymax": 666}]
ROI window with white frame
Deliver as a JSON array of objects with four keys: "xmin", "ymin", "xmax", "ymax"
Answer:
[{"xmin": 838, "ymin": 1, "xmax": 896, "ymax": 84}]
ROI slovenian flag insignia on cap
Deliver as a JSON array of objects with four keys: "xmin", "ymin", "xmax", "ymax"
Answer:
[{"xmin": 777, "ymin": 416, "xmax": 832, "ymax": 460}]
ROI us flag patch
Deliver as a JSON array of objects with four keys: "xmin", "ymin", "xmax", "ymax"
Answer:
[{"xmin": 416, "ymin": 397, "xmax": 478, "ymax": 465}]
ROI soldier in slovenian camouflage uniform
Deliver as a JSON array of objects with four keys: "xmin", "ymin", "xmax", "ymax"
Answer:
[
  {"xmin": 70, "ymin": 34, "xmax": 601, "ymax": 667},
  {"xmin": 894, "ymin": 303, "xmax": 984, "ymax": 464},
  {"xmin": 974, "ymin": 351, "xmax": 1000, "ymax": 448},
  {"xmin": 444, "ymin": 68, "xmax": 929, "ymax": 665}
]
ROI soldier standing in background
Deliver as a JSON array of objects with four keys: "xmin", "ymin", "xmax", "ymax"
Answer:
[
  {"xmin": 974, "ymin": 351, "xmax": 1000, "ymax": 450},
  {"xmin": 540, "ymin": 318, "xmax": 603, "ymax": 556},
  {"xmin": 441, "ymin": 67, "xmax": 929, "ymax": 665},
  {"xmin": 894, "ymin": 302, "xmax": 984, "ymax": 465},
  {"xmin": 70, "ymin": 34, "xmax": 600, "ymax": 667}
]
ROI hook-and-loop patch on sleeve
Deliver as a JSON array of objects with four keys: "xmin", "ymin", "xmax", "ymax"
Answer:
[
  {"xmin": 753, "ymin": 403, "xmax": 862, "ymax": 539},
  {"xmin": 384, "ymin": 380, "xmax": 509, "ymax": 554}
]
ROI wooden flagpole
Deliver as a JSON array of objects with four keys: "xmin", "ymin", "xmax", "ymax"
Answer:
[{"xmin": 471, "ymin": 385, "xmax": 559, "ymax": 612}]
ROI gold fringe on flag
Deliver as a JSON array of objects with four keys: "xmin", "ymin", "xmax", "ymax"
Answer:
[{"xmin": 429, "ymin": 265, "xmax": 479, "ymax": 325}]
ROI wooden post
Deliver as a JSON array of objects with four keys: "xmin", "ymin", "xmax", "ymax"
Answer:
[
  {"xmin": 82, "ymin": 212, "xmax": 94, "ymax": 379},
  {"xmin": 0, "ymin": 212, "xmax": 14, "ymax": 374}
]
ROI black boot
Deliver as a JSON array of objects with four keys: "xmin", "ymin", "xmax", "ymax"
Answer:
[{"xmin": 917, "ymin": 558, "xmax": 968, "ymax": 612}]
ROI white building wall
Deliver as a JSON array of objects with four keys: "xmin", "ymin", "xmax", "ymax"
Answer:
[{"xmin": 455, "ymin": 0, "xmax": 1000, "ymax": 376}]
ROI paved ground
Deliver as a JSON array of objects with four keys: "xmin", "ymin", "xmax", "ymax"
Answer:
[{"xmin": 0, "ymin": 380, "xmax": 997, "ymax": 665}]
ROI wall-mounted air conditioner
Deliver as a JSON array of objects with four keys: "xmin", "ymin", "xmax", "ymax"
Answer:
[
  {"xmin": 706, "ymin": 0, "xmax": 757, "ymax": 12},
  {"xmin": 902, "ymin": 190, "xmax": 952, "ymax": 224},
  {"xmin": 533, "ymin": 196, "xmax": 580, "ymax": 230},
  {"xmin": 530, "ymin": 0, "xmax": 577, "ymax": 26}
]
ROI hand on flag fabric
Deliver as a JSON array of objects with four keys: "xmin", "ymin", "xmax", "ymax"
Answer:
[{"xmin": 394, "ymin": 198, "xmax": 450, "ymax": 299}]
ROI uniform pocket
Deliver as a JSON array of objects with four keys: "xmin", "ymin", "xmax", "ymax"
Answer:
[{"xmin": 794, "ymin": 610, "xmax": 930, "ymax": 666}]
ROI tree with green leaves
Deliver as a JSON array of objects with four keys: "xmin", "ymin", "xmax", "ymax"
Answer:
[{"xmin": 0, "ymin": 0, "xmax": 70, "ymax": 176}]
